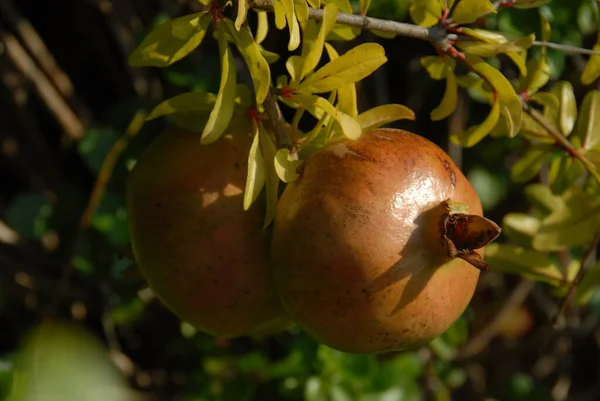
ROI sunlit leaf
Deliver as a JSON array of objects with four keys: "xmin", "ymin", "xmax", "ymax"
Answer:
[
  {"xmin": 581, "ymin": 45, "xmax": 600, "ymax": 85},
  {"xmin": 574, "ymin": 90, "xmax": 600, "ymax": 150},
  {"xmin": 506, "ymin": 51, "xmax": 527, "ymax": 76},
  {"xmin": 147, "ymin": 91, "xmax": 216, "ymax": 120},
  {"xmin": 360, "ymin": 0, "xmax": 372, "ymax": 13},
  {"xmin": 548, "ymin": 155, "xmax": 586, "ymax": 195},
  {"xmin": 296, "ymin": 43, "xmax": 387, "ymax": 94},
  {"xmin": 255, "ymin": 10, "xmax": 269, "ymax": 43},
  {"xmin": 550, "ymin": 81, "xmax": 577, "ymax": 136},
  {"xmin": 451, "ymin": 0, "xmax": 496, "ymax": 25},
  {"xmin": 533, "ymin": 188, "xmax": 600, "ymax": 251},
  {"xmin": 258, "ymin": 125, "xmax": 279, "ymax": 228},
  {"xmin": 484, "ymin": 243, "xmax": 563, "ymax": 286},
  {"xmin": 530, "ymin": 92, "xmax": 558, "ymax": 110},
  {"xmin": 510, "ymin": 145, "xmax": 552, "ymax": 183},
  {"xmin": 275, "ymin": 148, "xmax": 304, "ymax": 183},
  {"xmin": 519, "ymin": 56, "xmax": 551, "ymax": 95},
  {"xmin": 327, "ymin": 25, "xmax": 361, "ymax": 41},
  {"xmin": 357, "ymin": 104, "xmax": 415, "ymax": 132},
  {"xmin": 324, "ymin": 43, "xmax": 358, "ymax": 117},
  {"xmin": 273, "ymin": 0, "xmax": 287, "ymax": 29},
  {"xmin": 244, "ymin": 124, "xmax": 266, "ymax": 210},
  {"xmin": 301, "ymin": 3, "xmax": 338, "ymax": 80},
  {"xmin": 235, "ymin": 0, "xmax": 248, "ymax": 29},
  {"xmin": 539, "ymin": 11, "xmax": 551, "ymax": 42},
  {"xmin": 224, "ymin": 20, "xmax": 270, "ymax": 105},
  {"xmin": 260, "ymin": 46, "xmax": 280, "ymax": 63},
  {"xmin": 373, "ymin": 30, "xmax": 397, "ymax": 39},
  {"xmin": 294, "ymin": 0, "xmax": 310, "ymax": 25},
  {"xmin": 307, "ymin": 0, "xmax": 321, "ymax": 7},
  {"xmin": 129, "ymin": 12, "xmax": 211, "ymax": 67},
  {"xmin": 431, "ymin": 66, "xmax": 458, "ymax": 121},
  {"xmin": 409, "ymin": 0, "xmax": 443, "ymax": 27},
  {"xmin": 451, "ymin": 98, "xmax": 500, "ymax": 147},
  {"xmin": 201, "ymin": 24, "xmax": 236, "ymax": 144},
  {"xmin": 323, "ymin": 0, "xmax": 352, "ymax": 13},
  {"xmin": 458, "ymin": 35, "xmax": 534, "ymax": 57},
  {"xmin": 467, "ymin": 55, "xmax": 522, "ymax": 137},
  {"xmin": 281, "ymin": 0, "xmax": 301, "ymax": 50},
  {"xmin": 421, "ymin": 56, "xmax": 453, "ymax": 80},
  {"xmin": 293, "ymin": 94, "xmax": 362, "ymax": 139}
]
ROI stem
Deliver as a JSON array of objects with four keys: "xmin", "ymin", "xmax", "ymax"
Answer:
[
  {"xmin": 533, "ymin": 41, "xmax": 600, "ymax": 56},
  {"xmin": 521, "ymin": 100, "xmax": 600, "ymax": 186},
  {"xmin": 552, "ymin": 234, "xmax": 600, "ymax": 329},
  {"xmin": 263, "ymin": 89, "xmax": 293, "ymax": 149}
]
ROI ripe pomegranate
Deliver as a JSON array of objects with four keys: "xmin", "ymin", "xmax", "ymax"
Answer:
[
  {"xmin": 126, "ymin": 121, "xmax": 290, "ymax": 337},
  {"xmin": 270, "ymin": 128, "xmax": 500, "ymax": 353}
]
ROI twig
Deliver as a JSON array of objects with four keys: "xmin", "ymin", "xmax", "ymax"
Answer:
[
  {"xmin": 533, "ymin": 41, "xmax": 600, "ymax": 56},
  {"xmin": 457, "ymin": 278, "xmax": 535, "ymax": 359},
  {"xmin": 263, "ymin": 89, "xmax": 293, "ymax": 149},
  {"xmin": 552, "ymin": 234, "xmax": 600, "ymax": 329},
  {"xmin": 521, "ymin": 99, "xmax": 600, "ymax": 185}
]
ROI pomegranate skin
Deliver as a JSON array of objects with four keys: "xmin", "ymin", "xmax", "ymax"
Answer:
[
  {"xmin": 126, "ymin": 124, "xmax": 290, "ymax": 337},
  {"xmin": 271, "ymin": 129, "xmax": 484, "ymax": 353}
]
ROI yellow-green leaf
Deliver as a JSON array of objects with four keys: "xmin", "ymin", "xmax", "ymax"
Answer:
[
  {"xmin": 530, "ymin": 92, "xmax": 559, "ymax": 110},
  {"xmin": 255, "ymin": 11, "xmax": 269, "ymax": 44},
  {"xmin": 147, "ymin": 91, "xmax": 216, "ymax": 120},
  {"xmin": 244, "ymin": 124, "xmax": 266, "ymax": 210},
  {"xmin": 281, "ymin": 0, "xmax": 301, "ymax": 50},
  {"xmin": 293, "ymin": 94, "xmax": 362, "ymax": 139},
  {"xmin": 421, "ymin": 56, "xmax": 452, "ymax": 80},
  {"xmin": 467, "ymin": 55, "xmax": 522, "ymax": 137},
  {"xmin": 484, "ymin": 243, "xmax": 563, "ymax": 286},
  {"xmin": 294, "ymin": 0, "xmax": 309, "ymax": 25},
  {"xmin": 260, "ymin": 46, "xmax": 280, "ymax": 64},
  {"xmin": 510, "ymin": 145, "xmax": 552, "ymax": 183},
  {"xmin": 451, "ymin": 98, "xmax": 500, "ymax": 147},
  {"xmin": 201, "ymin": 25, "xmax": 237, "ymax": 144},
  {"xmin": 519, "ymin": 56, "xmax": 551, "ymax": 95},
  {"xmin": 273, "ymin": 0, "xmax": 287, "ymax": 29},
  {"xmin": 296, "ymin": 43, "xmax": 387, "ymax": 94},
  {"xmin": 129, "ymin": 12, "xmax": 210, "ymax": 67},
  {"xmin": 502, "ymin": 212, "xmax": 541, "ymax": 246},
  {"xmin": 409, "ymin": 0, "xmax": 443, "ymax": 27},
  {"xmin": 258, "ymin": 124, "xmax": 279, "ymax": 228},
  {"xmin": 323, "ymin": 0, "xmax": 352, "ymax": 12},
  {"xmin": 506, "ymin": 51, "xmax": 527, "ymax": 76},
  {"xmin": 431, "ymin": 66, "xmax": 458, "ymax": 121},
  {"xmin": 550, "ymin": 81, "xmax": 577, "ymax": 136},
  {"xmin": 360, "ymin": 0, "xmax": 371, "ymax": 13},
  {"xmin": 327, "ymin": 25, "xmax": 361, "ymax": 41},
  {"xmin": 574, "ymin": 90, "xmax": 600, "ymax": 150},
  {"xmin": 357, "ymin": 104, "xmax": 415, "ymax": 132},
  {"xmin": 307, "ymin": 0, "xmax": 321, "ymax": 7},
  {"xmin": 372, "ymin": 30, "xmax": 397, "ymax": 39},
  {"xmin": 458, "ymin": 35, "xmax": 534, "ymax": 57},
  {"xmin": 324, "ymin": 42, "xmax": 358, "ymax": 117},
  {"xmin": 274, "ymin": 148, "xmax": 304, "ymax": 183},
  {"xmin": 548, "ymin": 155, "xmax": 586, "ymax": 195},
  {"xmin": 224, "ymin": 20, "xmax": 270, "ymax": 106},
  {"xmin": 582, "ymin": 44, "xmax": 600, "ymax": 85},
  {"xmin": 513, "ymin": 0, "xmax": 552, "ymax": 9},
  {"xmin": 450, "ymin": 0, "xmax": 496, "ymax": 25},
  {"xmin": 301, "ymin": 3, "xmax": 338, "ymax": 80},
  {"xmin": 525, "ymin": 183, "xmax": 564, "ymax": 214},
  {"xmin": 540, "ymin": 10, "xmax": 551, "ymax": 42},
  {"xmin": 235, "ymin": 0, "xmax": 249, "ymax": 29}
]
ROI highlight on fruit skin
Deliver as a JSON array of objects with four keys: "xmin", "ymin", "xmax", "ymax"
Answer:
[
  {"xmin": 126, "ymin": 122, "xmax": 290, "ymax": 338},
  {"xmin": 270, "ymin": 128, "xmax": 501, "ymax": 354}
]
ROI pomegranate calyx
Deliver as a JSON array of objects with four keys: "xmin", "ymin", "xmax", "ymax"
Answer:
[{"xmin": 441, "ymin": 199, "xmax": 501, "ymax": 272}]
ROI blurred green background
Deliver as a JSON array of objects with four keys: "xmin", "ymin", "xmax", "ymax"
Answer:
[{"xmin": 1, "ymin": 0, "xmax": 600, "ymax": 400}]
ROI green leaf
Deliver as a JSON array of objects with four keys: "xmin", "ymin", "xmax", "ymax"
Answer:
[
  {"xmin": 519, "ymin": 56, "xmax": 551, "ymax": 95},
  {"xmin": 129, "ymin": 12, "xmax": 211, "ymax": 67},
  {"xmin": 574, "ymin": 90, "xmax": 600, "ymax": 150},
  {"xmin": 281, "ymin": 0, "xmax": 301, "ymax": 50},
  {"xmin": 255, "ymin": 11, "xmax": 269, "ymax": 44},
  {"xmin": 235, "ymin": 0, "xmax": 248, "ymax": 29},
  {"xmin": 296, "ymin": 43, "xmax": 387, "ymax": 94},
  {"xmin": 431, "ymin": 66, "xmax": 458, "ymax": 121},
  {"xmin": 533, "ymin": 188, "xmax": 600, "ymax": 251},
  {"xmin": 510, "ymin": 145, "xmax": 552, "ymax": 183},
  {"xmin": 512, "ymin": 0, "xmax": 552, "ymax": 9},
  {"xmin": 301, "ymin": 3, "xmax": 338, "ymax": 81},
  {"xmin": 548, "ymin": 155, "xmax": 586, "ymax": 195},
  {"xmin": 450, "ymin": 98, "xmax": 500, "ymax": 147},
  {"xmin": 450, "ymin": 0, "xmax": 496, "ymax": 25},
  {"xmin": 467, "ymin": 55, "xmax": 522, "ymax": 137},
  {"xmin": 224, "ymin": 20, "xmax": 270, "ymax": 105},
  {"xmin": 550, "ymin": 81, "xmax": 577, "ymax": 136},
  {"xmin": 258, "ymin": 124, "xmax": 279, "ymax": 228},
  {"xmin": 576, "ymin": 261, "xmax": 600, "ymax": 305},
  {"xmin": 324, "ymin": 43, "xmax": 358, "ymax": 117},
  {"xmin": 293, "ymin": 94, "xmax": 362, "ymax": 139},
  {"xmin": 146, "ymin": 91, "xmax": 216, "ymax": 120},
  {"xmin": 582, "ymin": 44, "xmax": 600, "ymax": 85},
  {"xmin": 243, "ymin": 125, "xmax": 266, "ymax": 210},
  {"xmin": 357, "ymin": 104, "xmax": 415, "ymax": 132},
  {"xmin": 201, "ymin": 24, "xmax": 237, "ymax": 144},
  {"xmin": 502, "ymin": 212, "xmax": 541, "ymax": 246},
  {"xmin": 484, "ymin": 243, "xmax": 564, "ymax": 286},
  {"xmin": 524, "ymin": 183, "xmax": 564, "ymax": 214},
  {"xmin": 421, "ymin": 56, "xmax": 454, "ymax": 80},
  {"xmin": 529, "ymin": 92, "xmax": 559, "ymax": 110},
  {"xmin": 458, "ymin": 29, "xmax": 534, "ymax": 57},
  {"xmin": 409, "ymin": 0, "xmax": 443, "ymax": 27},
  {"xmin": 275, "ymin": 148, "xmax": 304, "ymax": 183}
]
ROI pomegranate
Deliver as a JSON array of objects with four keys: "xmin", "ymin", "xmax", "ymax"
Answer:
[
  {"xmin": 270, "ymin": 128, "xmax": 500, "ymax": 353},
  {"xmin": 126, "ymin": 122, "xmax": 290, "ymax": 337}
]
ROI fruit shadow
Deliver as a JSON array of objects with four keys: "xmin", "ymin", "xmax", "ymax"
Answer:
[{"xmin": 366, "ymin": 203, "xmax": 446, "ymax": 315}]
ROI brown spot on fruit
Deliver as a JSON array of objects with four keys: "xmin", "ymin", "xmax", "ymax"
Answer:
[{"xmin": 271, "ymin": 129, "xmax": 498, "ymax": 354}]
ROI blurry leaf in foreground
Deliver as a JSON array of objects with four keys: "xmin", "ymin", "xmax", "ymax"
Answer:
[
  {"xmin": 4, "ymin": 193, "xmax": 54, "ymax": 240},
  {"xmin": 581, "ymin": 45, "xmax": 600, "ymax": 86},
  {"xmin": 574, "ymin": 90, "xmax": 600, "ymax": 150},
  {"xmin": 9, "ymin": 323, "xmax": 129, "ymax": 401}
]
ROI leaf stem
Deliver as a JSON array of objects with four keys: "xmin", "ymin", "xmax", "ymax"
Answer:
[
  {"xmin": 552, "ymin": 233, "xmax": 600, "ymax": 329},
  {"xmin": 264, "ymin": 89, "xmax": 293, "ymax": 150},
  {"xmin": 521, "ymin": 99, "xmax": 600, "ymax": 185}
]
